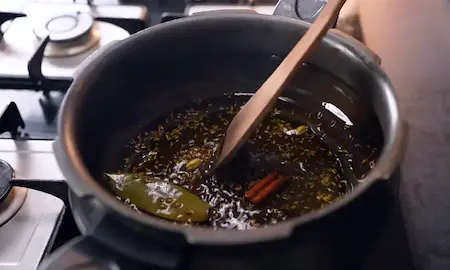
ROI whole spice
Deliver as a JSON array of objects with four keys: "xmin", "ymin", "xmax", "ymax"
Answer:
[
  {"xmin": 294, "ymin": 125, "xmax": 308, "ymax": 135},
  {"xmin": 186, "ymin": 158, "xmax": 202, "ymax": 171},
  {"xmin": 245, "ymin": 172, "xmax": 289, "ymax": 205},
  {"xmin": 245, "ymin": 172, "xmax": 278, "ymax": 199},
  {"xmin": 250, "ymin": 176, "xmax": 289, "ymax": 204},
  {"xmin": 106, "ymin": 173, "xmax": 210, "ymax": 223}
]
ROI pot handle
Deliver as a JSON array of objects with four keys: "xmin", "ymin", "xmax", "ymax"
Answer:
[
  {"xmin": 38, "ymin": 236, "xmax": 119, "ymax": 270},
  {"xmin": 328, "ymin": 28, "xmax": 382, "ymax": 65}
]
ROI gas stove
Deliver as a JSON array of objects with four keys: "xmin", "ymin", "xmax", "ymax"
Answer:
[
  {"xmin": 0, "ymin": 1, "xmax": 148, "ymax": 140},
  {"xmin": 0, "ymin": 1, "xmax": 149, "ymax": 269},
  {"xmin": 0, "ymin": 1, "xmax": 147, "ymax": 86},
  {"xmin": 0, "ymin": 1, "xmax": 414, "ymax": 269}
]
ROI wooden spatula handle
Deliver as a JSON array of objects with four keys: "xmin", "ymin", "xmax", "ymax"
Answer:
[{"xmin": 215, "ymin": 0, "xmax": 347, "ymax": 168}]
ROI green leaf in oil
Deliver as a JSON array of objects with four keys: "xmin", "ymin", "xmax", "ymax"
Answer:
[{"xmin": 106, "ymin": 173, "xmax": 210, "ymax": 223}]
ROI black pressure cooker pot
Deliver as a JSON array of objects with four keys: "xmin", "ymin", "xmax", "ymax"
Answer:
[{"xmin": 35, "ymin": 2, "xmax": 407, "ymax": 270}]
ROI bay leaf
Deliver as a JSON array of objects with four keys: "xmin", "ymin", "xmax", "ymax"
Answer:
[{"xmin": 106, "ymin": 173, "xmax": 210, "ymax": 223}]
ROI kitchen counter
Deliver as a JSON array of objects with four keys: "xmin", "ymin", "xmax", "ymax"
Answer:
[{"xmin": 360, "ymin": 0, "xmax": 450, "ymax": 269}]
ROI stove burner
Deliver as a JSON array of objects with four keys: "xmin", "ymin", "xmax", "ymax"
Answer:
[
  {"xmin": 43, "ymin": 26, "xmax": 101, "ymax": 57},
  {"xmin": 34, "ymin": 12, "xmax": 94, "ymax": 43},
  {"xmin": 0, "ymin": 159, "xmax": 13, "ymax": 202},
  {"xmin": 0, "ymin": 187, "xmax": 27, "ymax": 226},
  {"xmin": 32, "ymin": 12, "xmax": 100, "ymax": 57},
  {"xmin": 0, "ymin": 160, "xmax": 26, "ymax": 225}
]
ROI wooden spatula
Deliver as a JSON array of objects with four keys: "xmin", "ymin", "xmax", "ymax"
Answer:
[{"xmin": 214, "ymin": 0, "xmax": 347, "ymax": 170}]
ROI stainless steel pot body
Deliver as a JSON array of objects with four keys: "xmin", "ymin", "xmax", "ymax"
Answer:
[{"xmin": 46, "ymin": 13, "xmax": 407, "ymax": 270}]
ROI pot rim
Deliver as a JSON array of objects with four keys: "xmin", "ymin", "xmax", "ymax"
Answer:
[{"xmin": 57, "ymin": 13, "xmax": 405, "ymax": 245}]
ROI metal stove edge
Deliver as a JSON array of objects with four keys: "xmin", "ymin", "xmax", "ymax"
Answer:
[{"xmin": 0, "ymin": 139, "xmax": 65, "ymax": 270}]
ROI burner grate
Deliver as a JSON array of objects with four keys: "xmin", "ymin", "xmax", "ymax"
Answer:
[
  {"xmin": 0, "ymin": 3, "xmax": 148, "ymax": 93},
  {"xmin": 0, "ymin": 2, "xmax": 149, "ymax": 138}
]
